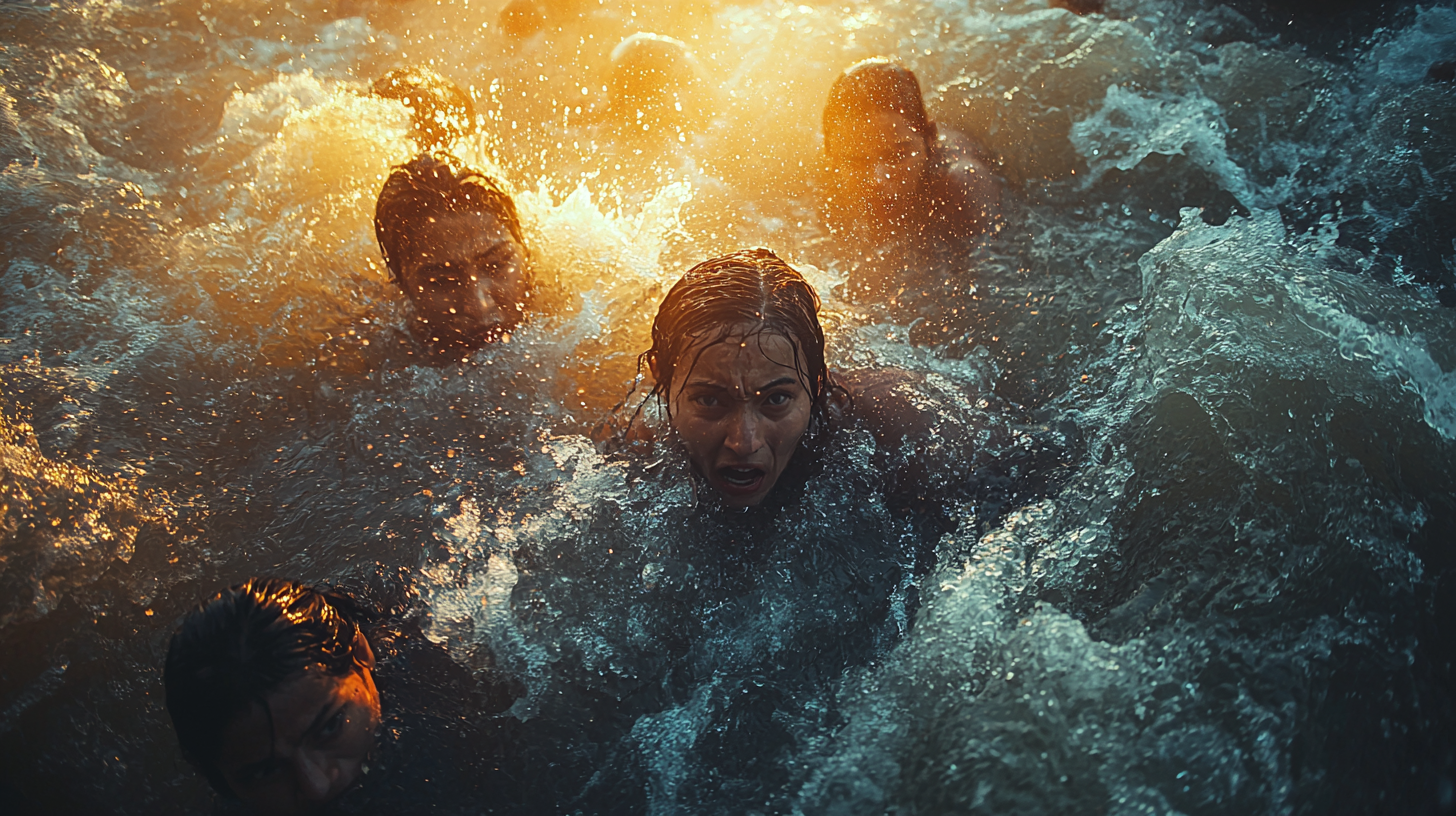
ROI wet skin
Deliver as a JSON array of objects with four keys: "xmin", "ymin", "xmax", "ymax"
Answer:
[
  {"xmin": 825, "ymin": 109, "xmax": 931, "ymax": 229},
  {"xmin": 827, "ymin": 111, "xmax": 1000, "ymax": 241},
  {"xmin": 398, "ymin": 211, "xmax": 529, "ymax": 346},
  {"xmin": 663, "ymin": 328, "xmax": 814, "ymax": 507},
  {"xmin": 215, "ymin": 656, "xmax": 382, "ymax": 815}
]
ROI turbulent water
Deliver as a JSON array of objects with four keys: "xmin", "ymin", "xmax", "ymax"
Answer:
[{"xmin": 2, "ymin": 0, "xmax": 1455, "ymax": 813}]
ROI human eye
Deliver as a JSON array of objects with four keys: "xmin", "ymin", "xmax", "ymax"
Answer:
[
  {"xmin": 762, "ymin": 390, "xmax": 798, "ymax": 411},
  {"xmin": 417, "ymin": 268, "xmax": 464, "ymax": 291},
  {"xmin": 691, "ymin": 393, "xmax": 720, "ymax": 408},
  {"xmin": 320, "ymin": 708, "xmax": 346, "ymax": 740},
  {"xmin": 473, "ymin": 246, "xmax": 519, "ymax": 278}
]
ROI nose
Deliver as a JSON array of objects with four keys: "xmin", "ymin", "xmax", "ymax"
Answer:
[
  {"xmin": 468, "ymin": 286, "xmax": 499, "ymax": 321},
  {"xmin": 442, "ymin": 285, "xmax": 499, "ymax": 331},
  {"xmin": 295, "ymin": 750, "xmax": 336, "ymax": 801},
  {"xmin": 724, "ymin": 408, "xmax": 763, "ymax": 457}
]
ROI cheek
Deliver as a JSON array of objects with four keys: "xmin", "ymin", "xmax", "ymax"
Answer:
[
  {"xmin": 672, "ymin": 414, "xmax": 714, "ymax": 450},
  {"xmin": 492, "ymin": 267, "xmax": 529, "ymax": 305},
  {"xmin": 670, "ymin": 413, "xmax": 725, "ymax": 466},
  {"xmin": 768, "ymin": 411, "xmax": 812, "ymax": 459}
]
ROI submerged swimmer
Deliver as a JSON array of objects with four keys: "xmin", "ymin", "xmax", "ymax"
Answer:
[
  {"xmin": 164, "ymin": 578, "xmax": 381, "ymax": 814},
  {"xmin": 605, "ymin": 32, "xmax": 715, "ymax": 144},
  {"xmin": 374, "ymin": 153, "xmax": 531, "ymax": 351},
  {"xmin": 822, "ymin": 58, "xmax": 1002, "ymax": 250},
  {"xmin": 637, "ymin": 248, "xmax": 1051, "ymax": 516}
]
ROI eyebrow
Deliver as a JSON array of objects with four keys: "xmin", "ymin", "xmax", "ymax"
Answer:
[
  {"xmin": 305, "ymin": 700, "xmax": 343, "ymax": 738},
  {"xmin": 755, "ymin": 377, "xmax": 799, "ymax": 392},
  {"xmin": 471, "ymin": 241, "xmax": 515, "ymax": 264},
  {"xmin": 413, "ymin": 241, "xmax": 513, "ymax": 276}
]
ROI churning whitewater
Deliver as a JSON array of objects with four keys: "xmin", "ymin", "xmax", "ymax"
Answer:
[{"xmin": 1, "ymin": 0, "xmax": 1454, "ymax": 813}]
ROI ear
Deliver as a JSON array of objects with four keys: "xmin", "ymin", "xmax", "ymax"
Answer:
[
  {"xmin": 352, "ymin": 629, "xmax": 376, "ymax": 672},
  {"xmin": 646, "ymin": 351, "xmax": 661, "ymax": 383}
]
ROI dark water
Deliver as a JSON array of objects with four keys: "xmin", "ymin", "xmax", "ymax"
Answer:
[{"xmin": 2, "ymin": 0, "xmax": 1454, "ymax": 813}]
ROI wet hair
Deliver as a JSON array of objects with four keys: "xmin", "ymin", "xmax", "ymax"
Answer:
[
  {"xmin": 642, "ymin": 248, "xmax": 837, "ymax": 425},
  {"xmin": 374, "ymin": 152, "xmax": 525, "ymax": 286},
  {"xmin": 163, "ymin": 577, "xmax": 369, "ymax": 797},
  {"xmin": 822, "ymin": 57, "xmax": 935, "ymax": 149},
  {"xmin": 372, "ymin": 66, "xmax": 475, "ymax": 150}
]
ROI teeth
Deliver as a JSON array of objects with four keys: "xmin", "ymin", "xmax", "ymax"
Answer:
[{"xmin": 722, "ymin": 468, "xmax": 761, "ymax": 486}]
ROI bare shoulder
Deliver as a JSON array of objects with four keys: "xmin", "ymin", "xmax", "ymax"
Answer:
[{"xmin": 836, "ymin": 367, "xmax": 934, "ymax": 443}]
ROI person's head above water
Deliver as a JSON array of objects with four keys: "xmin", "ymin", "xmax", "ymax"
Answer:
[
  {"xmin": 372, "ymin": 66, "xmax": 475, "ymax": 151},
  {"xmin": 375, "ymin": 152, "xmax": 530, "ymax": 349},
  {"xmin": 644, "ymin": 248, "xmax": 833, "ymax": 507},
  {"xmin": 164, "ymin": 577, "xmax": 380, "ymax": 815},
  {"xmin": 607, "ymin": 32, "xmax": 713, "ymax": 140},
  {"xmin": 822, "ymin": 57, "xmax": 937, "ymax": 228}
]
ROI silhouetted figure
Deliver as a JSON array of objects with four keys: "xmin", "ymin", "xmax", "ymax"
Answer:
[
  {"xmin": 822, "ymin": 58, "xmax": 1002, "ymax": 254},
  {"xmin": 372, "ymin": 66, "xmax": 475, "ymax": 151},
  {"xmin": 606, "ymin": 32, "xmax": 716, "ymax": 143},
  {"xmin": 499, "ymin": 0, "xmax": 546, "ymax": 40}
]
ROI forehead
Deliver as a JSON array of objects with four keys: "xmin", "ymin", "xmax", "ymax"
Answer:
[
  {"xmin": 404, "ymin": 210, "xmax": 514, "ymax": 263},
  {"xmin": 828, "ymin": 109, "xmax": 923, "ymax": 153},
  {"xmin": 680, "ymin": 329, "xmax": 806, "ymax": 384}
]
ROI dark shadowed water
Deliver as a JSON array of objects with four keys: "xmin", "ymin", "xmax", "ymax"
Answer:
[{"xmin": 2, "ymin": 0, "xmax": 1454, "ymax": 813}]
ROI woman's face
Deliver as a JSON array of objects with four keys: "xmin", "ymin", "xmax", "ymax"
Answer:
[
  {"xmin": 825, "ymin": 109, "xmax": 931, "ymax": 227},
  {"xmin": 666, "ymin": 326, "xmax": 814, "ymax": 507},
  {"xmin": 399, "ymin": 210, "xmax": 529, "ymax": 346},
  {"xmin": 215, "ymin": 660, "xmax": 382, "ymax": 815}
]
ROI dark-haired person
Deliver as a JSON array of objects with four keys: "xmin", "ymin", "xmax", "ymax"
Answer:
[
  {"xmin": 164, "ymin": 578, "xmax": 380, "ymax": 812},
  {"xmin": 164, "ymin": 576, "xmax": 518, "ymax": 814},
  {"xmin": 374, "ymin": 152, "xmax": 531, "ymax": 351},
  {"xmin": 560, "ymin": 248, "xmax": 1069, "ymax": 810},
  {"xmin": 822, "ymin": 58, "xmax": 1002, "ymax": 256},
  {"xmin": 635, "ymin": 247, "xmax": 1065, "ymax": 522}
]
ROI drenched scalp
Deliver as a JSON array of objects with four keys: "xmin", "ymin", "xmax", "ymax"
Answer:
[
  {"xmin": 374, "ymin": 152, "xmax": 524, "ymax": 286},
  {"xmin": 643, "ymin": 248, "xmax": 835, "ymax": 424},
  {"xmin": 822, "ymin": 57, "xmax": 934, "ymax": 148},
  {"xmin": 163, "ymin": 578, "xmax": 367, "ymax": 797}
]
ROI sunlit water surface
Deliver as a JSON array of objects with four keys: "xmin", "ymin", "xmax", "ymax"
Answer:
[{"xmin": 2, "ymin": 0, "xmax": 1454, "ymax": 813}]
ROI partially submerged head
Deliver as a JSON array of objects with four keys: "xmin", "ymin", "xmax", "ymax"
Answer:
[
  {"xmin": 372, "ymin": 66, "xmax": 475, "ymax": 151},
  {"xmin": 499, "ymin": 0, "xmax": 546, "ymax": 40},
  {"xmin": 644, "ymin": 248, "xmax": 830, "ymax": 507},
  {"xmin": 608, "ymin": 32, "xmax": 712, "ymax": 139},
  {"xmin": 164, "ymin": 577, "xmax": 380, "ymax": 815},
  {"xmin": 375, "ymin": 153, "xmax": 530, "ymax": 348},
  {"xmin": 822, "ymin": 58, "xmax": 937, "ymax": 227}
]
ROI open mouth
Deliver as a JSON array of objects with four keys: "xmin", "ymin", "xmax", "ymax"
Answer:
[{"xmin": 716, "ymin": 466, "xmax": 766, "ymax": 496}]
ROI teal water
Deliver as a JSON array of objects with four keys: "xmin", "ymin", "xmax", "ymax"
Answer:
[{"xmin": 1, "ymin": 0, "xmax": 1454, "ymax": 813}]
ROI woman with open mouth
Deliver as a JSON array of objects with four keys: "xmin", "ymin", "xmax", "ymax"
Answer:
[{"xmin": 632, "ymin": 247, "xmax": 1064, "ymax": 523}]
